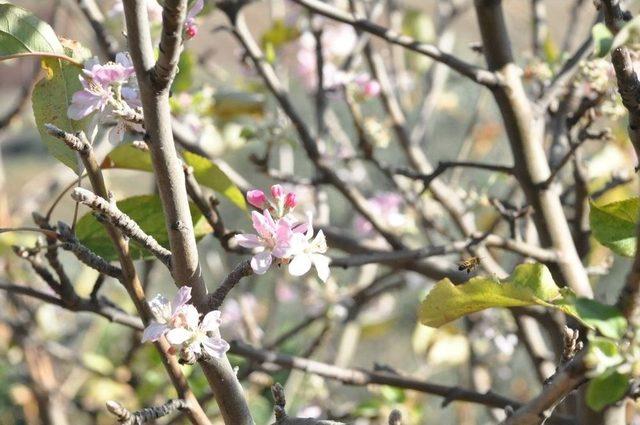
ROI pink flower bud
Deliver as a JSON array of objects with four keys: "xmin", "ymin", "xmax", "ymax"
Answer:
[
  {"xmin": 362, "ymin": 80, "xmax": 381, "ymax": 98},
  {"xmin": 271, "ymin": 184, "xmax": 285, "ymax": 200},
  {"xmin": 247, "ymin": 190, "xmax": 267, "ymax": 209},
  {"xmin": 185, "ymin": 24, "xmax": 198, "ymax": 39},
  {"xmin": 284, "ymin": 192, "xmax": 297, "ymax": 209}
]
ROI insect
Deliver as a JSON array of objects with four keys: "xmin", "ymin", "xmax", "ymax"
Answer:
[{"xmin": 458, "ymin": 256, "xmax": 481, "ymax": 274}]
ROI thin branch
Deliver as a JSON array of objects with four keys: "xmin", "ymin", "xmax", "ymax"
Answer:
[
  {"xmin": 70, "ymin": 188, "xmax": 172, "ymax": 268},
  {"xmin": 501, "ymin": 353, "xmax": 588, "ymax": 425},
  {"xmin": 57, "ymin": 221, "xmax": 123, "ymax": 279},
  {"xmin": 230, "ymin": 340, "xmax": 521, "ymax": 410},
  {"xmin": 287, "ymin": 0, "xmax": 501, "ymax": 86},
  {"xmin": 393, "ymin": 160, "xmax": 514, "ymax": 188},
  {"xmin": 107, "ymin": 399, "xmax": 187, "ymax": 425},
  {"xmin": 207, "ymin": 259, "xmax": 253, "ymax": 311}
]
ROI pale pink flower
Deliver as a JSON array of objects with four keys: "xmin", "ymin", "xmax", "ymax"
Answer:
[
  {"xmin": 67, "ymin": 77, "xmax": 113, "ymax": 120},
  {"xmin": 83, "ymin": 52, "xmax": 135, "ymax": 86},
  {"xmin": 234, "ymin": 210, "xmax": 294, "ymax": 274},
  {"xmin": 167, "ymin": 309, "xmax": 230, "ymax": 359},
  {"xmin": 355, "ymin": 193, "xmax": 407, "ymax": 236},
  {"xmin": 354, "ymin": 74, "xmax": 381, "ymax": 98},
  {"xmin": 142, "ymin": 286, "xmax": 192, "ymax": 342},
  {"xmin": 288, "ymin": 215, "xmax": 330, "ymax": 282}
]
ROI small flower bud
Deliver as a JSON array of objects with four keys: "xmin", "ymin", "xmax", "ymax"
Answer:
[
  {"xmin": 247, "ymin": 190, "xmax": 267, "ymax": 209},
  {"xmin": 270, "ymin": 184, "xmax": 285, "ymax": 200},
  {"xmin": 185, "ymin": 24, "xmax": 198, "ymax": 39},
  {"xmin": 284, "ymin": 192, "xmax": 297, "ymax": 209}
]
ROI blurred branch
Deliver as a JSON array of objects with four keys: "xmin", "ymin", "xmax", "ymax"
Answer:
[
  {"xmin": 287, "ymin": 0, "xmax": 501, "ymax": 86},
  {"xmin": 106, "ymin": 399, "xmax": 187, "ymax": 425}
]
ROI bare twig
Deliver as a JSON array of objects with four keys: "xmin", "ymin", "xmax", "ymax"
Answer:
[
  {"xmin": 288, "ymin": 0, "xmax": 501, "ymax": 86},
  {"xmin": 106, "ymin": 399, "xmax": 187, "ymax": 424},
  {"xmin": 70, "ymin": 188, "xmax": 172, "ymax": 268}
]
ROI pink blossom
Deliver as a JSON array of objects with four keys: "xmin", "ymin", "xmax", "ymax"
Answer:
[
  {"xmin": 67, "ymin": 77, "xmax": 113, "ymax": 120},
  {"xmin": 168, "ymin": 309, "xmax": 230, "ymax": 359},
  {"xmin": 184, "ymin": 0, "xmax": 204, "ymax": 40},
  {"xmin": 142, "ymin": 286, "xmax": 192, "ymax": 342},
  {"xmin": 355, "ymin": 192, "xmax": 407, "ymax": 236},
  {"xmin": 294, "ymin": 25, "xmax": 357, "ymax": 90},
  {"xmin": 234, "ymin": 210, "xmax": 294, "ymax": 274},
  {"xmin": 84, "ymin": 52, "xmax": 135, "ymax": 86},
  {"xmin": 354, "ymin": 74, "xmax": 381, "ymax": 98},
  {"xmin": 247, "ymin": 189, "xmax": 268, "ymax": 209}
]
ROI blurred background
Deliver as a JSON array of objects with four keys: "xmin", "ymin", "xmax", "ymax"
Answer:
[{"xmin": 1, "ymin": 0, "xmax": 636, "ymax": 424}]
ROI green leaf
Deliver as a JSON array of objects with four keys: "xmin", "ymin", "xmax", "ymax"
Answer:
[
  {"xmin": 420, "ymin": 263, "xmax": 628, "ymax": 334},
  {"xmin": 420, "ymin": 263, "xmax": 561, "ymax": 327},
  {"xmin": 75, "ymin": 195, "xmax": 211, "ymax": 261},
  {"xmin": 31, "ymin": 40, "xmax": 91, "ymax": 172},
  {"xmin": 101, "ymin": 143, "xmax": 153, "ymax": 172},
  {"xmin": 592, "ymin": 22, "xmax": 614, "ymax": 58},
  {"xmin": 586, "ymin": 371, "xmax": 629, "ymax": 412},
  {"xmin": 183, "ymin": 151, "xmax": 247, "ymax": 211},
  {"xmin": 590, "ymin": 197, "xmax": 640, "ymax": 257},
  {"xmin": 0, "ymin": 3, "xmax": 62, "ymax": 58},
  {"xmin": 102, "ymin": 146, "xmax": 247, "ymax": 210},
  {"xmin": 572, "ymin": 298, "xmax": 627, "ymax": 339}
]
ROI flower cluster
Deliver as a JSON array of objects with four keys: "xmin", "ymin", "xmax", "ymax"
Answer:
[
  {"xmin": 235, "ymin": 185, "xmax": 330, "ymax": 282},
  {"xmin": 142, "ymin": 286, "xmax": 230, "ymax": 360},
  {"xmin": 294, "ymin": 24, "xmax": 380, "ymax": 98},
  {"xmin": 354, "ymin": 192, "xmax": 411, "ymax": 237},
  {"xmin": 67, "ymin": 52, "xmax": 143, "ymax": 144}
]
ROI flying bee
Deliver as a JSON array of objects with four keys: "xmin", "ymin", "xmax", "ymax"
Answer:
[{"xmin": 458, "ymin": 256, "xmax": 481, "ymax": 274}]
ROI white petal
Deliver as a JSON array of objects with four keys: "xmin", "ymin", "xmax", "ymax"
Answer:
[
  {"xmin": 148, "ymin": 294, "xmax": 171, "ymax": 322},
  {"xmin": 200, "ymin": 310, "xmax": 222, "ymax": 332},
  {"xmin": 251, "ymin": 251, "xmax": 273, "ymax": 274},
  {"xmin": 172, "ymin": 286, "xmax": 192, "ymax": 312},
  {"xmin": 312, "ymin": 254, "xmax": 331, "ymax": 283},
  {"xmin": 202, "ymin": 337, "xmax": 230, "ymax": 359},
  {"xmin": 165, "ymin": 327, "xmax": 193, "ymax": 345},
  {"xmin": 179, "ymin": 304, "xmax": 200, "ymax": 329},
  {"xmin": 289, "ymin": 254, "xmax": 312, "ymax": 276},
  {"xmin": 141, "ymin": 322, "xmax": 166, "ymax": 342}
]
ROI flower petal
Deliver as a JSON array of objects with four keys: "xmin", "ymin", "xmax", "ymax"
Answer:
[
  {"xmin": 312, "ymin": 254, "xmax": 331, "ymax": 283},
  {"xmin": 165, "ymin": 327, "xmax": 193, "ymax": 345},
  {"xmin": 141, "ymin": 322, "xmax": 166, "ymax": 342},
  {"xmin": 251, "ymin": 251, "xmax": 273, "ymax": 274},
  {"xmin": 179, "ymin": 304, "xmax": 200, "ymax": 329},
  {"xmin": 202, "ymin": 337, "xmax": 230, "ymax": 359},
  {"xmin": 172, "ymin": 286, "xmax": 192, "ymax": 312},
  {"xmin": 289, "ymin": 253, "xmax": 312, "ymax": 276},
  {"xmin": 234, "ymin": 234, "xmax": 264, "ymax": 249},
  {"xmin": 200, "ymin": 310, "xmax": 222, "ymax": 332}
]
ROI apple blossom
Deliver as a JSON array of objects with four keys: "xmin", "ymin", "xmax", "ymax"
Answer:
[
  {"xmin": 141, "ymin": 286, "xmax": 192, "ymax": 342},
  {"xmin": 354, "ymin": 192, "xmax": 408, "ymax": 236},
  {"xmin": 184, "ymin": 0, "xmax": 204, "ymax": 40},
  {"xmin": 234, "ymin": 210, "xmax": 294, "ymax": 274},
  {"xmin": 288, "ymin": 217, "xmax": 330, "ymax": 283},
  {"xmin": 166, "ymin": 308, "xmax": 230, "ymax": 360}
]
